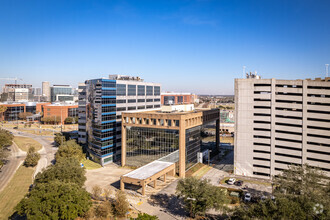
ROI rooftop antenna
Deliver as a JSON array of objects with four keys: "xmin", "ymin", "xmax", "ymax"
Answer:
[
  {"xmin": 243, "ymin": 66, "xmax": 246, "ymax": 78},
  {"xmin": 326, "ymin": 64, "xmax": 329, "ymax": 78}
]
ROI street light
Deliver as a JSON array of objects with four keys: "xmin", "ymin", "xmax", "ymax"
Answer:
[{"xmin": 208, "ymin": 150, "xmax": 212, "ymax": 166}]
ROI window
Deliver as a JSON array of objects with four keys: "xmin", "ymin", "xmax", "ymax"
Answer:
[
  {"xmin": 117, "ymin": 107, "xmax": 126, "ymax": 111},
  {"xmin": 138, "ymin": 99, "xmax": 145, "ymax": 102},
  {"xmin": 102, "ymin": 98, "xmax": 116, "ymax": 104},
  {"xmin": 116, "ymin": 99, "xmax": 126, "ymax": 103},
  {"xmin": 128, "ymin": 99, "xmax": 136, "ymax": 103},
  {"xmin": 117, "ymin": 84, "xmax": 126, "ymax": 96},
  {"xmin": 146, "ymin": 99, "xmax": 153, "ymax": 102},
  {"xmin": 102, "ymin": 81, "xmax": 116, "ymax": 88},
  {"xmin": 102, "ymin": 90, "xmax": 116, "ymax": 96},
  {"xmin": 138, "ymin": 85, "xmax": 145, "ymax": 96},
  {"xmin": 138, "ymin": 106, "xmax": 145, "ymax": 109},
  {"xmin": 128, "ymin": 106, "xmax": 136, "ymax": 110},
  {"xmin": 154, "ymin": 99, "xmax": 160, "ymax": 102},
  {"xmin": 146, "ymin": 86, "xmax": 153, "ymax": 96},
  {"xmin": 128, "ymin": 85, "xmax": 136, "ymax": 96},
  {"xmin": 154, "ymin": 86, "xmax": 160, "ymax": 96}
]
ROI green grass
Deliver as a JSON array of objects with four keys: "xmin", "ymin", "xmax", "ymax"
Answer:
[
  {"xmin": 192, "ymin": 165, "xmax": 212, "ymax": 179},
  {"xmin": 0, "ymin": 165, "xmax": 34, "ymax": 219},
  {"xmin": 81, "ymin": 159, "xmax": 102, "ymax": 170},
  {"xmin": 13, "ymin": 136, "xmax": 42, "ymax": 152}
]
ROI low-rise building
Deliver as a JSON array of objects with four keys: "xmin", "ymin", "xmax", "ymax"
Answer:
[
  {"xmin": 161, "ymin": 92, "xmax": 197, "ymax": 105},
  {"xmin": 121, "ymin": 105, "xmax": 220, "ymax": 178}
]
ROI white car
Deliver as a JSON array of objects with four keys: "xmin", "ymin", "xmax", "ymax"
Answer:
[
  {"xmin": 227, "ymin": 178, "xmax": 236, "ymax": 185},
  {"xmin": 244, "ymin": 193, "xmax": 251, "ymax": 202}
]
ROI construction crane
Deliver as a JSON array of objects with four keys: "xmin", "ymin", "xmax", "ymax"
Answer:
[{"xmin": 0, "ymin": 77, "xmax": 23, "ymax": 84}]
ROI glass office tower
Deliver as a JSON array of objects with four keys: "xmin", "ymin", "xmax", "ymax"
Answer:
[{"xmin": 79, "ymin": 75, "xmax": 161, "ymax": 165}]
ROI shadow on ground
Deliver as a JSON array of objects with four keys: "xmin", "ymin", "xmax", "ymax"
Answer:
[{"xmin": 149, "ymin": 193, "xmax": 187, "ymax": 217}]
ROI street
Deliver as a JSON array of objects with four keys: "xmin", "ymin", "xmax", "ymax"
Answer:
[{"xmin": 0, "ymin": 128, "xmax": 57, "ymax": 192}]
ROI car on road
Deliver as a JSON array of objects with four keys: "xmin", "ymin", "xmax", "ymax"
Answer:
[
  {"xmin": 13, "ymin": 126, "xmax": 18, "ymax": 129},
  {"xmin": 234, "ymin": 180, "xmax": 244, "ymax": 186},
  {"xmin": 227, "ymin": 178, "xmax": 236, "ymax": 185},
  {"xmin": 244, "ymin": 193, "xmax": 251, "ymax": 202}
]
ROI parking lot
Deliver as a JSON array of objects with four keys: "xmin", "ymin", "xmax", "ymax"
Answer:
[{"xmin": 202, "ymin": 167, "xmax": 273, "ymax": 200}]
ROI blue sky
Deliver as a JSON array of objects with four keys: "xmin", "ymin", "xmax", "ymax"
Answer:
[{"xmin": 0, "ymin": 0, "xmax": 329, "ymax": 95}]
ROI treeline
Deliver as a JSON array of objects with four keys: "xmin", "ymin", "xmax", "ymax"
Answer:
[
  {"xmin": 0, "ymin": 128, "xmax": 13, "ymax": 168},
  {"xmin": 15, "ymin": 139, "xmax": 91, "ymax": 219}
]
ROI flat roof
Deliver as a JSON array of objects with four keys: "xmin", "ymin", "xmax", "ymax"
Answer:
[{"xmin": 123, "ymin": 161, "xmax": 174, "ymax": 180}]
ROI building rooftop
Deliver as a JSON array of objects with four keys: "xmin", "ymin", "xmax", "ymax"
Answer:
[{"xmin": 123, "ymin": 161, "xmax": 174, "ymax": 180}]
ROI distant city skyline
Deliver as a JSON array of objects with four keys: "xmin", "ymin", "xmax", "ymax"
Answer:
[{"xmin": 1, "ymin": 0, "xmax": 329, "ymax": 95}]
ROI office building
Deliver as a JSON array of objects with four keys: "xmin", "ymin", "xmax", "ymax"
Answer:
[
  {"xmin": 0, "ymin": 102, "xmax": 49, "ymax": 121},
  {"xmin": 161, "ymin": 92, "xmax": 197, "ymax": 105},
  {"xmin": 42, "ymin": 81, "xmax": 51, "ymax": 101},
  {"xmin": 50, "ymin": 85, "xmax": 73, "ymax": 102},
  {"xmin": 42, "ymin": 103, "xmax": 78, "ymax": 124},
  {"xmin": 234, "ymin": 77, "xmax": 330, "ymax": 179},
  {"xmin": 121, "ymin": 105, "xmax": 220, "ymax": 178},
  {"xmin": 78, "ymin": 75, "xmax": 161, "ymax": 165},
  {"xmin": 78, "ymin": 83, "xmax": 87, "ymax": 144}
]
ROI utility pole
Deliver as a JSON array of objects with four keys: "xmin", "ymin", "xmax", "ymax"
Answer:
[{"xmin": 208, "ymin": 150, "xmax": 212, "ymax": 166}]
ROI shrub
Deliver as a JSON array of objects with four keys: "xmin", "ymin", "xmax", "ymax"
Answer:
[
  {"xmin": 113, "ymin": 190, "xmax": 129, "ymax": 217},
  {"xmin": 24, "ymin": 146, "xmax": 40, "ymax": 167}
]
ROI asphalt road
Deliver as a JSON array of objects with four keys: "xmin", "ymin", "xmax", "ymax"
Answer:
[
  {"xmin": 0, "ymin": 140, "xmax": 26, "ymax": 192},
  {"xmin": 0, "ymin": 128, "xmax": 57, "ymax": 192}
]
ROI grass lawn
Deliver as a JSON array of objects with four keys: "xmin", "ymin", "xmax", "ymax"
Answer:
[
  {"xmin": 81, "ymin": 159, "xmax": 102, "ymax": 170},
  {"xmin": 0, "ymin": 165, "xmax": 34, "ymax": 219},
  {"xmin": 13, "ymin": 136, "xmax": 42, "ymax": 152}
]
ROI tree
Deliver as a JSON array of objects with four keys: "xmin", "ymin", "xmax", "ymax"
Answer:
[
  {"xmin": 131, "ymin": 213, "xmax": 159, "ymax": 220},
  {"xmin": 0, "ymin": 105, "xmax": 7, "ymax": 120},
  {"xmin": 64, "ymin": 117, "xmax": 74, "ymax": 124},
  {"xmin": 15, "ymin": 180, "xmax": 91, "ymax": 220},
  {"xmin": 95, "ymin": 201, "xmax": 112, "ymax": 218},
  {"xmin": 54, "ymin": 133, "xmax": 65, "ymax": 146},
  {"xmin": 18, "ymin": 112, "xmax": 33, "ymax": 120},
  {"xmin": 55, "ymin": 139, "xmax": 85, "ymax": 162},
  {"xmin": 34, "ymin": 157, "xmax": 86, "ymax": 187},
  {"xmin": 41, "ymin": 116, "xmax": 60, "ymax": 124},
  {"xmin": 113, "ymin": 190, "xmax": 130, "ymax": 217},
  {"xmin": 176, "ymin": 177, "xmax": 228, "ymax": 218},
  {"xmin": 0, "ymin": 128, "xmax": 13, "ymax": 148},
  {"xmin": 0, "ymin": 129, "xmax": 13, "ymax": 166},
  {"xmin": 232, "ymin": 164, "xmax": 330, "ymax": 219},
  {"xmin": 92, "ymin": 185, "xmax": 102, "ymax": 200},
  {"xmin": 24, "ymin": 146, "xmax": 40, "ymax": 167}
]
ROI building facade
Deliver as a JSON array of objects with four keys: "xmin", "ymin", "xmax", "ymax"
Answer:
[
  {"xmin": 121, "ymin": 106, "xmax": 220, "ymax": 177},
  {"xmin": 0, "ymin": 102, "xmax": 50, "ymax": 121},
  {"xmin": 161, "ymin": 92, "xmax": 197, "ymax": 105},
  {"xmin": 50, "ymin": 85, "xmax": 73, "ymax": 102},
  {"xmin": 78, "ymin": 75, "xmax": 161, "ymax": 165},
  {"xmin": 42, "ymin": 81, "xmax": 51, "ymax": 101},
  {"xmin": 234, "ymin": 77, "xmax": 330, "ymax": 179},
  {"xmin": 42, "ymin": 103, "xmax": 78, "ymax": 124}
]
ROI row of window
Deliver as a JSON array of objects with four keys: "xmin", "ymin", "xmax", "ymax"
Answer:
[{"xmin": 116, "ymin": 84, "xmax": 161, "ymax": 96}]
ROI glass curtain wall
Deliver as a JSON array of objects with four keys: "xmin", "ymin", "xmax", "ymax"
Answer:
[
  {"xmin": 126, "ymin": 126, "xmax": 179, "ymax": 167},
  {"xmin": 185, "ymin": 125, "xmax": 202, "ymax": 170}
]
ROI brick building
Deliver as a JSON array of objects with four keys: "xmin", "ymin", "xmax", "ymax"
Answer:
[
  {"xmin": 161, "ymin": 92, "xmax": 197, "ymax": 105},
  {"xmin": 43, "ymin": 104, "xmax": 78, "ymax": 124}
]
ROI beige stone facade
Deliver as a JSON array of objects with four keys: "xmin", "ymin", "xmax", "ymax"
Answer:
[
  {"xmin": 235, "ymin": 77, "xmax": 330, "ymax": 179},
  {"xmin": 121, "ymin": 108, "xmax": 220, "ymax": 178}
]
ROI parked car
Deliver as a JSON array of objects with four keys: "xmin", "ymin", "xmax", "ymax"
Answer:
[
  {"xmin": 234, "ymin": 180, "xmax": 244, "ymax": 186},
  {"xmin": 13, "ymin": 126, "xmax": 18, "ymax": 129},
  {"xmin": 227, "ymin": 178, "xmax": 236, "ymax": 185},
  {"xmin": 244, "ymin": 193, "xmax": 251, "ymax": 202}
]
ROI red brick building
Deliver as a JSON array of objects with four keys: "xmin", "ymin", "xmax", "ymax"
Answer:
[
  {"xmin": 161, "ymin": 93, "xmax": 197, "ymax": 105},
  {"xmin": 43, "ymin": 104, "xmax": 78, "ymax": 124}
]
